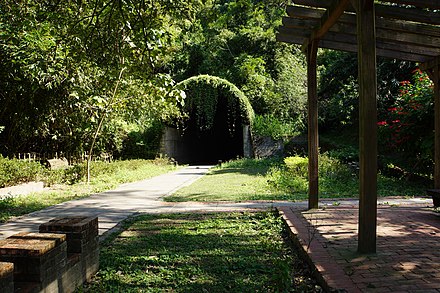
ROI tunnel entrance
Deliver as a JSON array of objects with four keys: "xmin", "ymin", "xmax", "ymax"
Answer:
[
  {"xmin": 178, "ymin": 101, "xmax": 244, "ymax": 164},
  {"xmin": 160, "ymin": 75, "xmax": 254, "ymax": 164}
]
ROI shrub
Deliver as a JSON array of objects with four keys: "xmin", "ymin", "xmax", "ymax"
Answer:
[
  {"xmin": 267, "ymin": 154, "xmax": 354, "ymax": 197},
  {"xmin": 252, "ymin": 114, "xmax": 299, "ymax": 141},
  {"xmin": 377, "ymin": 69, "xmax": 434, "ymax": 177},
  {"xmin": 0, "ymin": 156, "xmax": 45, "ymax": 188},
  {"xmin": 284, "ymin": 156, "xmax": 308, "ymax": 177}
]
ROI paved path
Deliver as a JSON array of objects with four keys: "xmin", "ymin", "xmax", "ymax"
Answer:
[
  {"xmin": 279, "ymin": 198, "xmax": 439, "ymax": 293},
  {"xmin": 0, "ymin": 166, "xmax": 210, "ymax": 239},
  {"xmin": 0, "ymin": 165, "xmax": 303, "ymax": 239}
]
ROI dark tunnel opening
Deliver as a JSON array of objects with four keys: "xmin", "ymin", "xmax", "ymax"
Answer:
[{"xmin": 178, "ymin": 100, "xmax": 244, "ymax": 164}]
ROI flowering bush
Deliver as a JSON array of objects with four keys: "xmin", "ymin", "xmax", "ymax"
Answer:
[{"xmin": 378, "ymin": 69, "xmax": 434, "ymax": 175}]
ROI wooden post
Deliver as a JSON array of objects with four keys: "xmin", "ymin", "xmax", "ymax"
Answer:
[
  {"xmin": 356, "ymin": 0, "xmax": 378, "ymax": 254},
  {"xmin": 307, "ymin": 40, "xmax": 319, "ymax": 209},
  {"xmin": 434, "ymin": 60, "xmax": 440, "ymax": 188}
]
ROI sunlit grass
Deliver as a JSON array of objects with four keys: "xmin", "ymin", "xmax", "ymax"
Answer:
[
  {"xmin": 164, "ymin": 157, "xmax": 428, "ymax": 203},
  {"xmin": 164, "ymin": 158, "xmax": 293, "ymax": 202}
]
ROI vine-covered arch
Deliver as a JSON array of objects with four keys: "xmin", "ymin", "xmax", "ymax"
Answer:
[
  {"xmin": 162, "ymin": 75, "xmax": 254, "ymax": 164},
  {"xmin": 176, "ymin": 74, "xmax": 254, "ymax": 132}
]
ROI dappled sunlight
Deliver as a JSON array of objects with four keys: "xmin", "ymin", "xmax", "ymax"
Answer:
[
  {"xmin": 281, "ymin": 204, "xmax": 440, "ymax": 291},
  {"xmin": 85, "ymin": 212, "xmax": 320, "ymax": 292}
]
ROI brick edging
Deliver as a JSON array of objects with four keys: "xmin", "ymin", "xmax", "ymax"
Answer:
[{"xmin": 277, "ymin": 207, "xmax": 361, "ymax": 293}]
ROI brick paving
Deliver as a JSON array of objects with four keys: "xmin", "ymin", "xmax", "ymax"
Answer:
[{"xmin": 278, "ymin": 201, "xmax": 440, "ymax": 292}]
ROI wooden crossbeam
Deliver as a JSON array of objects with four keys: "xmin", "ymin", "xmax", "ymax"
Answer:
[
  {"xmin": 281, "ymin": 6, "xmax": 440, "ymax": 57},
  {"xmin": 313, "ymin": 0, "xmax": 351, "ymax": 39},
  {"xmin": 286, "ymin": 5, "xmax": 324, "ymax": 19},
  {"xmin": 294, "ymin": 0, "xmax": 440, "ymax": 10},
  {"xmin": 287, "ymin": 6, "xmax": 440, "ymax": 37},
  {"xmin": 375, "ymin": 5, "xmax": 440, "ymax": 25},
  {"xmin": 383, "ymin": 0, "xmax": 440, "ymax": 9},
  {"xmin": 301, "ymin": 0, "xmax": 352, "ymax": 52},
  {"xmin": 289, "ymin": 2, "xmax": 440, "ymax": 25},
  {"xmin": 279, "ymin": 26, "xmax": 439, "ymax": 61}
]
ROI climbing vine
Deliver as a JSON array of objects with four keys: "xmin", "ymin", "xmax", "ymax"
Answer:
[{"xmin": 176, "ymin": 75, "xmax": 254, "ymax": 135}]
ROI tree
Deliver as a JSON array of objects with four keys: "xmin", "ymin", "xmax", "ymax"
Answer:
[
  {"xmin": 0, "ymin": 0, "xmax": 190, "ymax": 158},
  {"xmin": 170, "ymin": 0, "xmax": 307, "ymax": 129}
]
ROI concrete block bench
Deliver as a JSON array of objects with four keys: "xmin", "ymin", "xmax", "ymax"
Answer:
[{"xmin": 0, "ymin": 216, "xmax": 99, "ymax": 293}]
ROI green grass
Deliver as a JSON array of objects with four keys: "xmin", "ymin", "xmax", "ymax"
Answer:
[
  {"xmin": 0, "ymin": 159, "xmax": 178, "ymax": 223},
  {"xmin": 81, "ymin": 212, "xmax": 320, "ymax": 293},
  {"xmin": 165, "ymin": 156, "xmax": 427, "ymax": 203},
  {"xmin": 164, "ymin": 158, "xmax": 293, "ymax": 202}
]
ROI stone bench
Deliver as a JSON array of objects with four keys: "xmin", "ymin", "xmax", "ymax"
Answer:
[
  {"xmin": 39, "ymin": 216, "xmax": 99, "ymax": 282},
  {"xmin": 0, "ymin": 216, "xmax": 99, "ymax": 293}
]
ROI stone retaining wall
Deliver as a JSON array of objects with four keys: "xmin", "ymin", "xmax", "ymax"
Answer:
[{"xmin": 0, "ymin": 216, "xmax": 99, "ymax": 293}]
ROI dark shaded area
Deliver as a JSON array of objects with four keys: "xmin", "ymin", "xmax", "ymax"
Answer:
[{"xmin": 179, "ymin": 101, "xmax": 244, "ymax": 164}]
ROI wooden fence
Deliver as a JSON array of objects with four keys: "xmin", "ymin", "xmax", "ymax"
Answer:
[{"xmin": 14, "ymin": 152, "xmax": 113, "ymax": 165}]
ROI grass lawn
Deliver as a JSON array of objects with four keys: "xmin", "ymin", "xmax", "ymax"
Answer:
[
  {"xmin": 0, "ymin": 159, "xmax": 178, "ymax": 223},
  {"xmin": 164, "ymin": 159, "xmax": 292, "ymax": 202},
  {"xmin": 164, "ymin": 157, "xmax": 427, "ymax": 202},
  {"xmin": 81, "ymin": 212, "xmax": 321, "ymax": 292}
]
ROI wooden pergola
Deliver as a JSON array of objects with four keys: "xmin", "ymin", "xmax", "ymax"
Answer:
[{"xmin": 276, "ymin": 0, "xmax": 440, "ymax": 253}]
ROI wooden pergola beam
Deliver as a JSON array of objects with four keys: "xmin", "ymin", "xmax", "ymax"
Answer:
[
  {"xmin": 278, "ymin": 27, "xmax": 436, "ymax": 63},
  {"xmin": 356, "ymin": 0, "xmax": 378, "ymax": 254},
  {"xmin": 285, "ymin": 6, "xmax": 440, "ymax": 39},
  {"xmin": 375, "ymin": 5, "xmax": 440, "ymax": 25},
  {"xmin": 314, "ymin": 0, "xmax": 351, "ymax": 40},
  {"xmin": 294, "ymin": 0, "xmax": 440, "ymax": 9},
  {"xmin": 307, "ymin": 40, "xmax": 319, "ymax": 209},
  {"xmin": 385, "ymin": 0, "xmax": 440, "ymax": 9},
  {"xmin": 290, "ymin": 2, "xmax": 440, "ymax": 25}
]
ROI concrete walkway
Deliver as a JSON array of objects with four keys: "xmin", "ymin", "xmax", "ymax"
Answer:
[{"xmin": 0, "ymin": 165, "xmax": 304, "ymax": 240}]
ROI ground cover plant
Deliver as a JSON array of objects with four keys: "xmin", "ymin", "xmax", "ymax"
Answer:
[
  {"xmin": 165, "ymin": 156, "xmax": 427, "ymax": 202},
  {"xmin": 81, "ymin": 212, "xmax": 321, "ymax": 293},
  {"xmin": 0, "ymin": 158, "xmax": 178, "ymax": 223}
]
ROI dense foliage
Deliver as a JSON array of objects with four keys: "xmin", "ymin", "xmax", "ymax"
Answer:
[
  {"xmin": 0, "ymin": 0, "xmax": 188, "ymax": 156},
  {"xmin": 1, "ymin": 0, "xmax": 308, "ymax": 159},
  {"xmin": 317, "ymin": 50, "xmax": 435, "ymax": 179},
  {"xmin": 171, "ymin": 0, "xmax": 307, "ymax": 128},
  {"xmin": 378, "ymin": 69, "xmax": 434, "ymax": 176},
  {"xmin": 318, "ymin": 51, "xmax": 416, "ymax": 129}
]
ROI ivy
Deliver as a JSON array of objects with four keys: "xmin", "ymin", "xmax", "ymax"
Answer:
[{"xmin": 176, "ymin": 75, "xmax": 254, "ymax": 134}]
